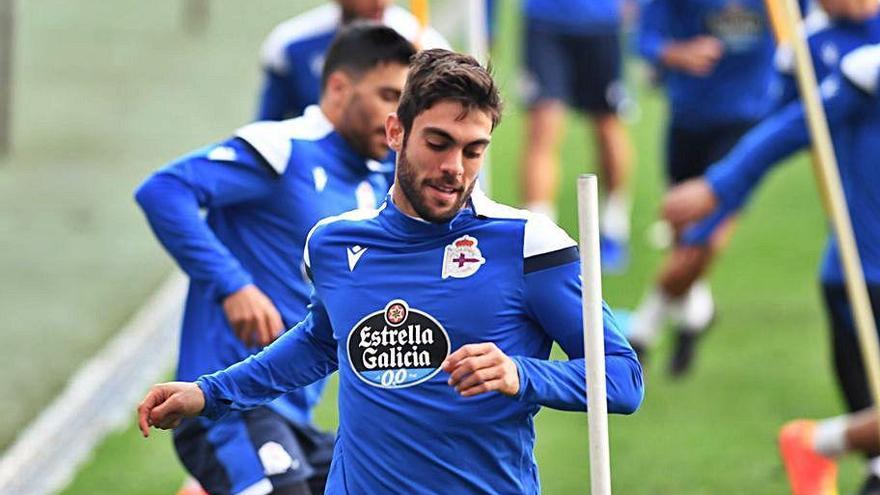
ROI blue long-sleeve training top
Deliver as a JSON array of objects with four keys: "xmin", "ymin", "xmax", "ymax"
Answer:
[
  {"xmin": 197, "ymin": 189, "xmax": 644, "ymax": 494},
  {"xmin": 135, "ymin": 106, "xmax": 390, "ymax": 425},
  {"xmin": 703, "ymin": 45, "xmax": 880, "ymax": 285},
  {"xmin": 257, "ymin": 4, "xmax": 449, "ymax": 121},
  {"xmin": 524, "ymin": 0, "xmax": 621, "ymax": 35},
  {"xmin": 637, "ymin": 0, "xmax": 776, "ymax": 129}
]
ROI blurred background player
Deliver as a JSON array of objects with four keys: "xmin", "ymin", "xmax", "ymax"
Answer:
[
  {"xmin": 257, "ymin": 0, "xmax": 449, "ymax": 121},
  {"xmin": 662, "ymin": 41, "xmax": 880, "ymax": 493},
  {"xmin": 626, "ymin": 0, "xmax": 777, "ymax": 375},
  {"xmin": 135, "ymin": 24, "xmax": 416, "ymax": 495},
  {"xmin": 771, "ymin": 0, "xmax": 880, "ymax": 424},
  {"xmin": 518, "ymin": 0, "xmax": 634, "ymax": 272}
]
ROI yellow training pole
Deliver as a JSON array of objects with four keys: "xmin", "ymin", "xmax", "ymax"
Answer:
[
  {"xmin": 410, "ymin": 0, "xmax": 429, "ymax": 49},
  {"xmin": 771, "ymin": 0, "xmax": 880, "ymax": 445}
]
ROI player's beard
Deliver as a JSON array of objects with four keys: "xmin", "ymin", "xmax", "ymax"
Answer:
[
  {"xmin": 396, "ymin": 146, "xmax": 475, "ymax": 223},
  {"xmin": 339, "ymin": 93, "xmax": 388, "ymax": 161}
]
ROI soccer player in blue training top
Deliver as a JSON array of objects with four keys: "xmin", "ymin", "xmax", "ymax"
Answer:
[
  {"xmin": 518, "ymin": 0, "xmax": 634, "ymax": 273},
  {"xmin": 137, "ymin": 49, "xmax": 644, "ymax": 495},
  {"xmin": 774, "ymin": 0, "xmax": 880, "ymax": 107},
  {"xmin": 661, "ymin": 42, "xmax": 880, "ymax": 495},
  {"xmin": 627, "ymin": 0, "xmax": 777, "ymax": 376},
  {"xmin": 257, "ymin": 0, "xmax": 449, "ymax": 122},
  {"xmin": 134, "ymin": 24, "xmax": 416, "ymax": 495}
]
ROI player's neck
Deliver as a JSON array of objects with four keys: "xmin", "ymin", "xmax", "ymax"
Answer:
[
  {"xmin": 319, "ymin": 100, "xmax": 340, "ymax": 128},
  {"xmin": 391, "ymin": 186, "xmax": 423, "ymax": 220}
]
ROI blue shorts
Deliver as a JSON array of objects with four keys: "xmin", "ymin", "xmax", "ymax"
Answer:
[
  {"xmin": 173, "ymin": 407, "xmax": 334, "ymax": 495},
  {"xmin": 522, "ymin": 22, "xmax": 624, "ymax": 114}
]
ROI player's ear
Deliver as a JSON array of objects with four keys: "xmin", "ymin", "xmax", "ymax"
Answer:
[
  {"xmin": 385, "ymin": 113, "xmax": 404, "ymax": 153},
  {"xmin": 325, "ymin": 70, "xmax": 353, "ymax": 103}
]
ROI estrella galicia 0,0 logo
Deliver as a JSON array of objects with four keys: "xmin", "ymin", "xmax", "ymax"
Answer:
[{"xmin": 347, "ymin": 299, "xmax": 450, "ymax": 389}]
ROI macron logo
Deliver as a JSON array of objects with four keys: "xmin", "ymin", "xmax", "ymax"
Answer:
[{"xmin": 347, "ymin": 245, "xmax": 368, "ymax": 271}]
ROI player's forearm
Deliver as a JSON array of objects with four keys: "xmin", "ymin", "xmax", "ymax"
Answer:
[
  {"xmin": 520, "ymin": 262, "xmax": 644, "ymax": 413},
  {"xmin": 512, "ymin": 354, "xmax": 642, "ymax": 414},
  {"xmin": 134, "ymin": 172, "xmax": 253, "ymax": 299},
  {"xmin": 636, "ymin": 0, "xmax": 669, "ymax": 64},
  {"xmin": 638, "ymin": 32, "xmax": 667, "ymax": 65},
  {"xmin": 705, "ymin": 101, "xmax": 809, "ymax": 210},
  {"xmin": 197, "ymin": 313, "xmax": 338, "ymax": 420}
]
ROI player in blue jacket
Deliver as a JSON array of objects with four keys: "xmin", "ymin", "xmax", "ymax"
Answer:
[
  {"xmin": 258, "ymin": 0, "xmax": 449, "ymax": 121},
  {"xmin": 137, "ymin": 49, "xmax": 644, "ymax": 495},
  {"xmin": 628, "ymin": 0, "xmax": 777, "ymax": 376},
  {"xmin": 135, "ymin": 25, "xmax": 416, "ymax": 495},
  {"xmin": 662, "ymin": 43, "xmax": 880, "ymax": 494},
  {"xmin": 518, "ymin": 0, "xmax": 635, "ymax": 273}
]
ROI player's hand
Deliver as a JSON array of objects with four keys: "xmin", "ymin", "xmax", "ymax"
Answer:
[
  {"xmin": 442, "ymin": 343, "xmax": 520, "ymax": 398},
  {"xmin": 137, "ymin": 382, "xmax": 205, "ymax": 437},
  {"xmin": 222, "ymin": 284, "xmax": 284, "ymax": 347},
  {"xmin": 662, "ymin": 178, "xmax": 719, "ymax": 230},
  {"xmin": 661, "ymin": 36, "xmax": 725, "ymax": 76}
]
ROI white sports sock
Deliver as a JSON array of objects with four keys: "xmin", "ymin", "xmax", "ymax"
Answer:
[
  {"xmin": 628, "ymin": 287, "xmax": 678, "ymax": 346},
  {"xmin": 678, "ymin": 280, "xmax": 715, "ymax": 333},
  {"xmin": 525, "ymin": 201, "xmax": 557, "ymax": 222},
  {"xmin": 869, "ymin": 456, "xmax": 880, "ymax": 477},
  {"xmin": 814, "ymin": 416, "xmax": 848, "ymax": 458},
  {"xmin": 600, "ymin": 190, "xmax": 631, "ymax": 242}
]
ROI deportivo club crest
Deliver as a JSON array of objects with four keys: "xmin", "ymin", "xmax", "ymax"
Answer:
[
  {"xmin": 442, "ymin": 235, "xmax": 486, "ymax": 279},
  {"xmin": 347, "ymin": 299, "xmax": 450, "ymax": 389}
]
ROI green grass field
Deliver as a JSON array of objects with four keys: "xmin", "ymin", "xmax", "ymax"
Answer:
[{"xmin": 1, "ymin": 1, "xmax": 869, "ymax": 493}]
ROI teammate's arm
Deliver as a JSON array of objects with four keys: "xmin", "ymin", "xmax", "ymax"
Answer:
[
  {"xmin": 637, "ymin": 0, "xmax": 724, "ymax": 76},
  {"xmin": 663, "ymin": 69, "xmax": 871, "ymax": 230},
  {"xmin": 134, "ymin": 138, "xmax": 284, "ymax": 346},
  {"xmin": 138, "ymin": 290, "xmax": 338, "ymax": 436}
]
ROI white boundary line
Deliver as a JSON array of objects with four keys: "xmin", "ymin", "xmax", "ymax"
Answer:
[{"xmin": 0, "ymin": 272, "xmax": 186, "ymax": 495}]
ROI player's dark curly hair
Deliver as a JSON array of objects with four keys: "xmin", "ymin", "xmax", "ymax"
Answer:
[
  {"xmin": 321, "ymin": 22, "xmax": 416, "ymax": 89},
  {"xmin": 396, "ymin": 49, "xmax": 503, "ymax": 137}
]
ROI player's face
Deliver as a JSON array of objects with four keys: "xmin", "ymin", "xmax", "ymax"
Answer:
[
  {"xmin": 337, "ymin": 0, "xmax": 392, "ymax": 21},
  {"xmin": 818, "ymin": 0, "xmax": 879, "ymax": 20},
  {"xmin": 388, "ymin": 100, "xmax": 492, "ymax": 223},
  {"xmin": 339, "ymin": 62, "xmax": 408, "ymax": 160}
]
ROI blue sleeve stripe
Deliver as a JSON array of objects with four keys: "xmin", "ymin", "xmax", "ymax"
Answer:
[{"xmin": 524, "ymin": 246, "xmax": 579, "ymax": 274}]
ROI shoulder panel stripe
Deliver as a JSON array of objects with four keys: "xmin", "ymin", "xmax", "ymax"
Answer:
[
  {"xmin": 260, "ymin": 4, "xmax": 340, "ymax": 72},
  {"xmin": 523, "ymin": 213, "xmax": 577, "ymax": 258},
  {"xmin": 804, "ymin": 8, "xmax": 831, "ymax": 36},
  {"xmin": 231, "ymin": 137, "xmax": 279, "ymax": 178},
  {"xmin": 524, "ymin": 246, "xmax": 579, "ymax": 274},
  {"xmin": 235, "ymin": 106, "xmax": 334, "ymax": 175},
  {"xmin": 841, "ymin": 44, "xmax": 880, "ymax": 96},
  {"xmin": 304, "ymin": 203, "xmax": 386, "ymax": 269},
  {"xmin": 469, "ymin": 187, "xmax": 576, "ymax": 258}
]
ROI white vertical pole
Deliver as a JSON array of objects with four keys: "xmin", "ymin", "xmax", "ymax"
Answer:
[
  {"xmin": 577, "ymin": 174, "xmax": 612, "ymax": 494},
  {"xmin": 468, "ymin": 0, "xmax": 492, "ymax": 195}
]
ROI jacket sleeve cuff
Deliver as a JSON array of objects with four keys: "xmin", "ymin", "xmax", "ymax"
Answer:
[{"xmin": 212, "ymin": 271, "xmax": 254, "ymax": 302}]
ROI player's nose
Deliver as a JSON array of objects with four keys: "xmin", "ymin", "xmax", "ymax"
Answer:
[{"xmin": 438, "ymin": 150, "xmax": 464, "ymax": 179}]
